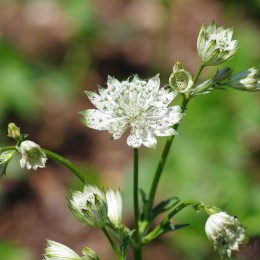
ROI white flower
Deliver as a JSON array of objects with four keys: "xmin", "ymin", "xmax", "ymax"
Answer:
[
  {"xmin": 228, "ymin": 68, "xmax": 260, "ymax": 91},
  {"xmin": 205, "ymin": 212, "xmax": 246, "ymax": 258},
  {"xmin": 44, "ymin": 240, "xmax": 99, "ymax": 260},
  {"xmin": 68, "ymin": 184, "xmax": 108, "ymax": 228},
  {"xmin": 44, "ymin": 240, "xmax": 81, "ymax": 260},
  {"xmin": 197, "ymin": 21, "xmax": 238, "ymax": 66},
  {"xmin": 106, "ymin": 189, "xmax": 123, "ymax": 227},
  {"xmin": 20, "ymin": 140, "xmax": 47, "ymax": 170},
  {"xmin": 81, "ymin": 75, "xmax": 183, "ymax": 148}
]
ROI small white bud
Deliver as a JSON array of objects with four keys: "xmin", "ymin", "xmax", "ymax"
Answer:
[
  {"xmin": 106, "ymin": 189, "xmax": 123, "ymax": 227},
  {"xmin": 20, "ymin": 140, "xmax": 47, "ymax": 170}
]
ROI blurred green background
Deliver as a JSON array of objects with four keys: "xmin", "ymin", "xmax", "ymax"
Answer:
[{"xmin": 0, "ymin": 0, "xmax": 260, "ymax": 259}]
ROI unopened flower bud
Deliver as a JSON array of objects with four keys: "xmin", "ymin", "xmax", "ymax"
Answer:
[
  {"xmin": 7, "ymin": 123, "xmax": 20, "ymax": 139},
  {"xmin": 82, "ymin": 246, "xmax": 99, "ymax": 260},
  {"xmin": 205, "ymin": 212, "xmax": 246, "ymax": 258},
  {"xmin": 197, "ymin": 21, "xmax": 238, "ymax": 66},
  {"xmin": 169, "ymin": 61, "xmax": 193, "ymax": 93},
  {"xmin": 20, "ymin": 140, "xmax": 47, "ymax": 170},
  {"xmin": 68, "ymin": 184, "xmax": 108, "ymax": 228},
  {"xmin": 106, "ymin": 189, "xmax": 123, "ymax": 227},
  {"xmin": 228, "ymin": 68, "xmax": 260, "ymax": 91},
  {"xmin": 214, "ymin": 67, "xmax": 232, "ymax": 81}
]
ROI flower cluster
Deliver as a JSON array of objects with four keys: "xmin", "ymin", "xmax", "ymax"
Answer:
[{"xmin": 81, "ymin": 75, "xmax": 183, "ymax": 148}]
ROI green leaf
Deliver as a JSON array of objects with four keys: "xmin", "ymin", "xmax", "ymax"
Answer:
[
  {"xmin": 151, "ymin": 196, "xmax": 180, "ymax": 219},
  {"xmin": 0, "ymin": 148, "xmax": 17, "ymax": 176}
]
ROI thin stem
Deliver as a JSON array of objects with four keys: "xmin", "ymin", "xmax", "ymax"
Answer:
[
  {"xmin": 102, "ymin": 227, "xmax": 121, "ymax": 259},
  {"xmin": 143, "ymin": 200, "xmax": 199, "ymax": 244},
  {"xmin": 43, "ymin": 149, "xmax": 86, "ymax": 184},
  {"xmin": 144, "ymin": 98, "xmax": 189, "ymax": 220},
  {"xmin": 144, "ymin": 64, "xmax": 204, "ymax": 220},
  {"xmin": 133, "ymin": 148, "xmax": 142, "ymax": 260}
]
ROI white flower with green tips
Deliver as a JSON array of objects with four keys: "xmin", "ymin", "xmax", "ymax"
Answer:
[
  {"xmin": 228, "ymin": 68, "xmax": 260, "ymax": 91},
  {"xmin": 205, "ymin": 212, "xmax": 246, "ymax": 258},
  {"xmin": 68, "ymin": 184, "xmax": 108, "ymax": 228},
  {"xmin": 81, "ymin": 75, "xmax": 183, "ymax": 148},
  {"xmin": 106, "ymin": 189, "xmax": 123, "ymax": 227},
  {"xmin": 197, "ymin": 21, "xmax": 238, "ymax": 66},
  {"xmin": 44, "ymin": 240, "xmax": 99, "ymax": 260},
  {"xmin": 20, "ymin": 140, "xmax": 47, "ymax": 170}
]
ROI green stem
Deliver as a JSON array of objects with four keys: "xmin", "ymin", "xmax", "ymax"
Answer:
[
  {"xmin": 144, "ymin": 64, "xmax": 204, "ymax": 221},
  {"xmin": 102, "ymin": 227, "xmax": 122, "ymax": 259},
  {"xmin": 133, "ymin": 148, "xmax": 142, "ymax": 260},
  {"xmin": 143, "ymin": 200, "xmax": 199, "ymax": 244},
  {"xmin": 43, "ymin": 149, "xmax": 86, "ymax": 184}
]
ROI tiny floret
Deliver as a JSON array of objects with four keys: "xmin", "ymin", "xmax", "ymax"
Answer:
[
  {"xmin": 68, "ymin": 184, "xmax": 108, "ymax": 228},
  {"xmin": 81, "ymin": 75, "xmax": 183, "ymax": 148},
  {"xmin": 106, "ymin": 189, "xmax": 123, "ymax": 227},
  {"xmin": 228, "ymin": 68, "xmax": 260, "ymax": 91},
  {"xmin": 197, "ymin": 21, "xmax": 238, "ymax": 66},
  {"xmin": 20, "ymin": 140, "xmax": 47, "ymax": 170},
  {"xmin": 205, "ymin": 212, "xmax": 246, "ymax": 258}
]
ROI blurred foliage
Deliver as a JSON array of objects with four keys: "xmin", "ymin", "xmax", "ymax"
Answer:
[{"xmin": 0, "ymin": 0, "xmax": 260, "ymax": 259}]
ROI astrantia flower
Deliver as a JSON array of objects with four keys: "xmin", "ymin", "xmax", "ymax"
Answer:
[
  {"xmin": 197, "ymin": 21, "xmax": 238, "ymax": 66},
  {"xmin": 205, "ymin": 212, "xmax": 246, "ymax": 258},
  {"xmin": 228, "ymin": 68, "xmax": 260, "ymax": 91},
  {"xmin": 19, "ymin": 140, "xmax": 47, "ymax": 170},
  {"xmin": 68, "ymin": 184, "xmax": 108, "ymax": 228},
  {"xmin": 106, "ymin": 189, "xmax": 123, "ymax": 227},
  {"xmin": 81, "ymin": 75, "xmax": 183, "ymax": 148},
  {"xmin": 44, "ymin": 240, "xmax": 81, "ymax": 260},
  {"xmin": 44, "ymin": 240, "xmax": 99, "ymax": 260}
]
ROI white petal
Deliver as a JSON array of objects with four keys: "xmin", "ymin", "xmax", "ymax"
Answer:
[{"xmin": 127, "ymin": 133, "xmax": 142, "ymax": 148}]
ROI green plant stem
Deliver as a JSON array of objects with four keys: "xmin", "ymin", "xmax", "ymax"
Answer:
[
  {"xmin": 143, "ymin": 200, "xmax": 199, "ymax": 243},
  {"xmin": 43, "ymin": 149, "xmax": 86, "ymax": 184},
  {"xmin": 144, "ymin": 64, "xmax": 204, "ymax": 221},
  {"xmin": 102, "ymin": 227, "xmax": 123, "ymax": 259},
  {"xmin": 133, "ymin": 148, "xmax": 142, "ymax": 260}
]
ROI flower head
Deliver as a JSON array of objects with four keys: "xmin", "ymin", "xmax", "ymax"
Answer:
[
  {"xmin": 205, "ymin": 212, "xmax": 246, "ymax": 258},
  {"xmin": 44, "ymin": 240, "xmax": 81, "ymax": 260},
  {"xmin": 68, "ymin": 184, "xmax": 108, "ymax": 228},
  {"xmin": 197, "ymin": 21, "xmax": 238, "ymax": 66},
  {"xmin": 228, "ymin": 68, "xmax": 260, "ymax": 91},
  {"xmin": 20, "ymin": 140, "xmax": 47, "ymax": 170},
  {"xmin": 106, "ymin": 189, "xmax": 123, "ymax": 227},
  {"xmin": 44, "ymin": 240, "xmax": 99, "ymax": 260},
  {"xmin": 81, "ymin": 75, "xmax": 183, "ymax": 148}
]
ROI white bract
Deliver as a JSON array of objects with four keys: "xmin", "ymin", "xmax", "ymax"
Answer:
[
  {"xmin": 44, "ymin": 240, "xmax": 81, "ymax": 260},
  {"xmin": 68, "ymin": 184, "xmax": 108, "ymax": 228},
  {"xmin": 44, "ymin": 240, "xmax": 99, "ymax": 260},
  {"xmin": 106, "ymin": 189, "xmax": 123, "ymax": 227},
  {"xmin": 229, "ymin": 68, "xmax": 260, "ymax": 91},
  {"xmin": 197, "ymin": 21, "xmax": 238, "ymax": 66},
  {"xmin": 205, "ymin": 212, "xmax": 246, "ymax": 258},
  {"xmin": 20, "ymin": 140, "xmax": 47, "ymax": 170},
  {"xmin": 81, "ymin": 75, "xmax": 183, "ymax": 148}
]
